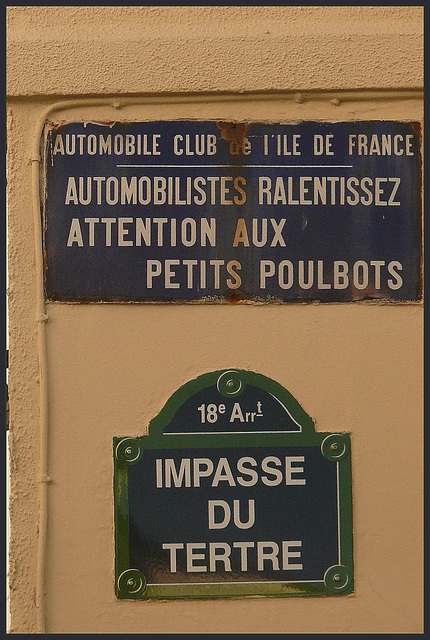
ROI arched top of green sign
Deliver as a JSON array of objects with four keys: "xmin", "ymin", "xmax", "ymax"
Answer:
[{"xmin": 147, "ymin": 369, "xmax": 315, "ymax": 443}]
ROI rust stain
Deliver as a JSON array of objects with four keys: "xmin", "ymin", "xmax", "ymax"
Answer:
[
  {"xmin": 409, "ymin": 121, "xmax": 422, "ymax": 151},
  {"xmin": 411, "ymin": 121, "xmax": 422, "ymax": 138},
  {"xmin": 216, "ymin": 121, "xmax": 248, "ymax": 145},
  {"xmin": 47, "ymin": 291, "xmax": 66, "ymax": 302},
  {"xmin": 223, "ymin": 289, "xmax": 252, "ymax": 303},
  {"xmin": 47, "ymin": 120, "xmax": 65, "ymax": 129}
]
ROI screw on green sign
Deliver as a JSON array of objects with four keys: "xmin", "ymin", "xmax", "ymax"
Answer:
[{"xmin": 114, "ymin": 369, "xmax": 353, "ymax": 599}]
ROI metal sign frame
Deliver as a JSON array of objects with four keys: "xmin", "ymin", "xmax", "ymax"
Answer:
[{"xmin": 113, "ymin": 369, "xmax": 353, "ymax": 599}]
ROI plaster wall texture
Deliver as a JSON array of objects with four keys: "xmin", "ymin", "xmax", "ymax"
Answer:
[
  {"xmin": 7, "ymin": 6, "xmax": 423, "ymax": 97},
  {"xmin": 6, "ymin": 5, "xmax": 423, "ymax": 634}
]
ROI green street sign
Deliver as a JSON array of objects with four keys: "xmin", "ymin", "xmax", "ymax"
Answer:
[{"xmin": 114, "ymin": 369, "xmax": 353, "ymax": 599}]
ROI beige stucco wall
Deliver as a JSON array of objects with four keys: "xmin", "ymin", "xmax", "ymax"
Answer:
[{"xmin": 7, "ymin": 6, "xmax": 423, "ymax": 634}]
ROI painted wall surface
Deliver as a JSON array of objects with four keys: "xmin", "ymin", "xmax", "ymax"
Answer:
[{"xmin": 7, "ymin": 6, "xmax": 423, "ymax": 634}]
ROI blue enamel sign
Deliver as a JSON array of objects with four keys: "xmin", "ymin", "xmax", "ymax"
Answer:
[
  {"xmin": 44, "ymin": 120, "xmax": 422, "ymax": 302},
  {"xmin": 114, "ymin": 370, "xmax": 353, "ymax": 599}
]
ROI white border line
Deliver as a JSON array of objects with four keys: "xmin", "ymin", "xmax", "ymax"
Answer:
[
  {"xmin": 337, "ymin": 461, "xmax": 341, "ymax": 565},
  {"xmin": 147, "ymin": 579, "xmax": 325, "ymax": 586},
  {"xmin": 163, "ymin": 430, "xmax": 299, "ymax": 435},
  {"xmin": 268, "ymin": 393, "xmax": 302, "ymax": 432}
]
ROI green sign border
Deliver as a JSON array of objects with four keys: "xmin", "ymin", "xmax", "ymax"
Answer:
[{"xmin": 114, "ymin": 369, "xmax": 353, "ymax": 599}]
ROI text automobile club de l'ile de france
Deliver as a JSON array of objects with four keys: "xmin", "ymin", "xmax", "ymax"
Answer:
[{"xmin": 50, "ymin": 128, "xmax": 415, "ymax": 294}]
